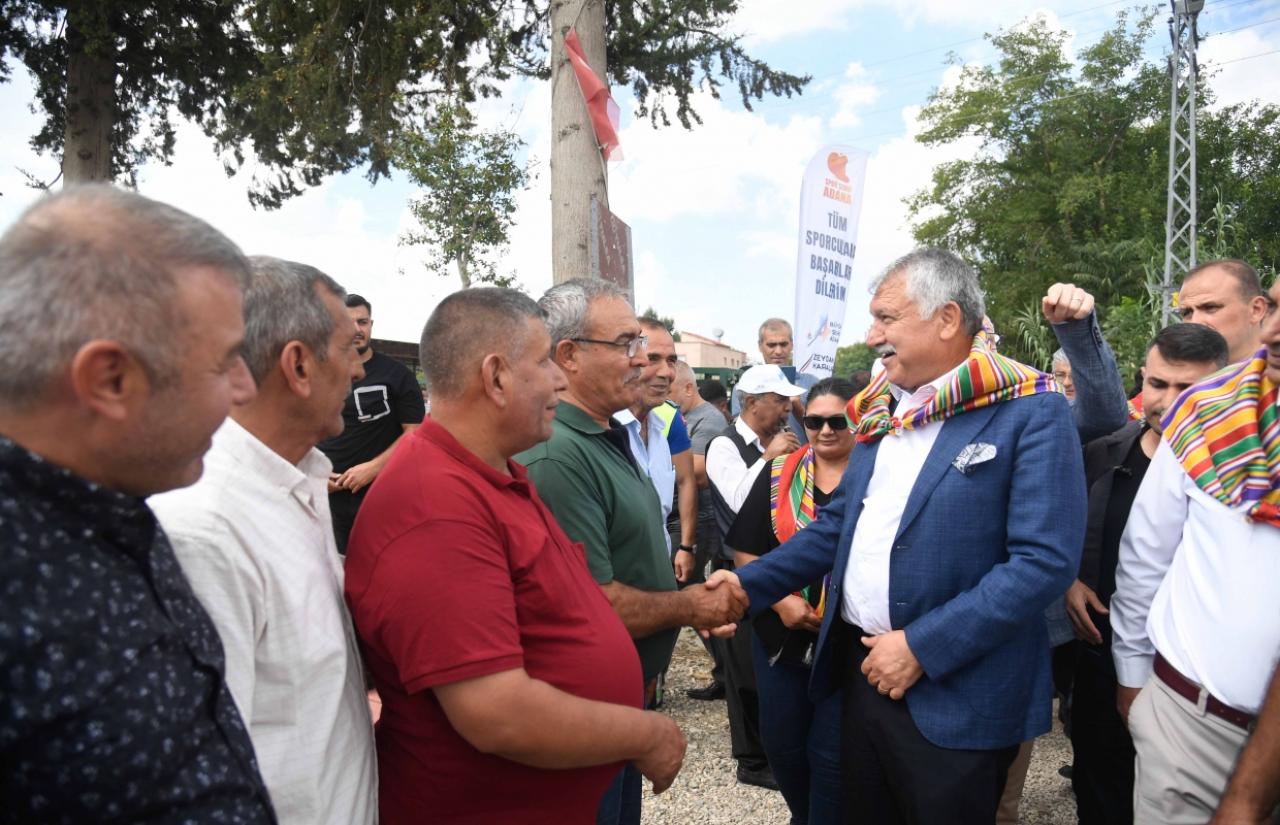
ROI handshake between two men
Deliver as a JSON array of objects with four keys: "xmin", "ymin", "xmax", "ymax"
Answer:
[{"xmin": 702, "ymin": 570, "xmax": 926, "ymax": 701}]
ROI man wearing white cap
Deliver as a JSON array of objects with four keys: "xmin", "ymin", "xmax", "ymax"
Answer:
[
  {"xmin": 708, "ymin": 365, "xmax": 807, "ymax": 525},
  {"xmin": 705, "ymin": 363, "xmax": 806, "ymax": 789}
]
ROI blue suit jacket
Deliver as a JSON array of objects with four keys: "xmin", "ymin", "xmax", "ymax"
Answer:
[{"xmin": 736, "ymin": 390, "xmax": 1086, "ymax": 750}]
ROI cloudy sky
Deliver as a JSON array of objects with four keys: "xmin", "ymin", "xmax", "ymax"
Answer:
[{"xmin": 1, "ymin": 0, "xmax": 1277, "ymax": 356}]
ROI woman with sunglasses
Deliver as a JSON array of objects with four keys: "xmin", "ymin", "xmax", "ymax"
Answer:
[{"xmin": 725, "ymin": 377, "xmax": 856, "ymax": 825}]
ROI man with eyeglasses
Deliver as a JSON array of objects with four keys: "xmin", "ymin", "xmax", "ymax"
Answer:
[{"xmin": 516, "ymin": 278, "xmax": 748, "ymax": 825}]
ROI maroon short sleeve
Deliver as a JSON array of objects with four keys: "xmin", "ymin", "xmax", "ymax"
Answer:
[{"xmin": 357, "ymin": 518, "xmax": 524, "ymax": 694}]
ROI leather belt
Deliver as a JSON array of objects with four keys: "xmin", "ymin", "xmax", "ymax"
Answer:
[{"xmin": 1154, "ymin": 654, "xmax": 1255, "ymax": 730}]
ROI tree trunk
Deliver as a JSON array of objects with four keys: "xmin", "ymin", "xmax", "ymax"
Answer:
[
  {"xmin": 62, "ymin": 15, "xmax": 115, "ymax": 185},
  {"xmin": 550, "ymin": 0, "xmax": 609, "ymax": 284},
  {"xmin": 457, "ymin": 251, "xmax": 471, "ymax": 289}
]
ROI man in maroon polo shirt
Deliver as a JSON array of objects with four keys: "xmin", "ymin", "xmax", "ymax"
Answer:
[{"xmin": 344, "ymin": 288, "xmax": 686, "ymax": 825}]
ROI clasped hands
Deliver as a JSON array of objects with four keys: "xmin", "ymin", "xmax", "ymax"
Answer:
[
  {"xmin": 328, "ymin": 460, "xmax": 379, "ymax": 494},
  {"xmin": 684, "ymin": 573, "xmax": 749, "ymax": 637},
  {"xmin": 705, "ymin": 570, "xmax": 924, "ymax": 699}
]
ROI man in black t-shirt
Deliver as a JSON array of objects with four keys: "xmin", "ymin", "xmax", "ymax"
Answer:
[
  {"xmin": 319, "ymin": 294, "xmax": 426, "ymax": 553},
  {"xmin": 1062, "ymin": 323, "xmax": 1227, "ymax": 825}
]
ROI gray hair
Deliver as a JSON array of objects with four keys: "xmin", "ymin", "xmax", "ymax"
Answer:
[
  {"xmin": 538, "ymin": 277, "xmax": 632, "ymax": 352},
  {"xmin": 872, "ymin": 248, "xmax": 986, "ymax": 336},
  {"xmin": 420, "ymin": 287, "xmax": 546, "ymax": 398},
  {"xmin": 0, "ymin": 184, "xmax": 250, "ymax": 409},
  {"xmin": 673, "ymin": 360, "xmax": 696, "ymax": 387},
  {"xmin": 241, "ymin": 256, "xmax": 346, "ymax": 385},
  {"xmin": 1051, "ymin": 348, "xmax": 1070, "ymax": 367},
  {"xmin": 758, "ymin": 318, "xmax": 792, "ymax": 341}
]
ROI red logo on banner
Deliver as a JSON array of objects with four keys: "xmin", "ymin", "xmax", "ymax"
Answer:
[{"xmin": 827, "ymin": 152, "xmax": 850, "ymax": 183}]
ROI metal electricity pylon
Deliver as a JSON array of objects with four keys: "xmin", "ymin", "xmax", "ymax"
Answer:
[{"xmin": 1162, "ymin": 0, "xmax": 1205, "ymax": 324}]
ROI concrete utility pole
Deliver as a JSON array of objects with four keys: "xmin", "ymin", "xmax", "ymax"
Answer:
[
  {"xmin": 1162, "ymin": 0, "xmax": 1204, "ymax": 324},
  {"xmin": 550, "ymin": 0, "xmax": 610, "ymax": 284}
]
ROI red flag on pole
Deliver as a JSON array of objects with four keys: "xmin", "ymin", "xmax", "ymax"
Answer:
[{"xmin": 564, "ymin": 28, "xmax": 623, "ymax": 161}]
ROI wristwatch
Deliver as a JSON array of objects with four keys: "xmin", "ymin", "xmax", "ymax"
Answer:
[{"xmin": 677, "ymin": 544, "xmax": 695, "ymax": 553}]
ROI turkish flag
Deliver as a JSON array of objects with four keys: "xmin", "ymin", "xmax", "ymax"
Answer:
[{"xmin": 564, "ymin": 28, "xmax": 623, "ymax": 161}]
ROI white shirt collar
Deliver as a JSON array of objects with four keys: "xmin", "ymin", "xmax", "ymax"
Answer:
[
  {"xmin": 889, "ymin": 361, "xmax": 965, "ymax": 414},
  {"xmin": 733, "ymin": 416, "xmax": 766, "ymax": 450},
  {"xmin": 212, "ymin": 418, "xmax": 333, "ymax": 516}
]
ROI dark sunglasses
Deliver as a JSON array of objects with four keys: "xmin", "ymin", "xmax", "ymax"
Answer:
[{"xmin": 802, "ymin": 414, "xmax": 850, "ymax": 432}]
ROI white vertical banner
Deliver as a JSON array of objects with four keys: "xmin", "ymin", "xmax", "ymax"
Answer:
[{"xmin": 793, "ymin": 145, "xmax": 869, "ymax": 378}]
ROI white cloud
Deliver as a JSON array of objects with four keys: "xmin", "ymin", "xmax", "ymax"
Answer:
[
  {"xmin": 1200, "ymin": 28, "xmax": 1280, "ymax": 111},
  {"xmin": 734, "ymin": 0, "xmax": 1081, "ymax": 45},
  {"xmin": 830, "ymin": 62, "xmax": 882, "ymax": 129},
  {"xmin": 608, "ymin": 90, "xmax": 822, "ymax": 223}
]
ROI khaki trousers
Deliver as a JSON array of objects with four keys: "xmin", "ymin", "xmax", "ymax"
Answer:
[
  {"xmin": 1128, "ymin": 675, "xmax": 1248, "ymax": 824},
  {"xmin": 996, "ymin": 739, "xmax": 1034, "ymax": 824}
]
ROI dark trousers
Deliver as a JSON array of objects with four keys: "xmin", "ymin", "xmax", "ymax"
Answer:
[
  {"xmin": 752, "ymin": 634, "xmax": 842, "ymax": 825},
  {"xmin": 671, "ymin": 510, "xmax": 726, "ymax": 686},
  {"xmin": 714, "ymin": 556, "xmax": 768, "ymax": 771},
  {"xmin": 839, "ymin": 622, "xmax": 1017, "ymax": 825},
  {"xmin": 329, "ymin": 488, "xmax": 367, "ymax": 555},
  {"xmin": 1068, "ymin": 638, "xmax": 1135, "ymax": 825}
]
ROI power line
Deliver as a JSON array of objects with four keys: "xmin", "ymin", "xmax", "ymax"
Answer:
[
  {"xmin": 751, "ymin": 4, "xmax": 1280, "ymax": 122},
  {"xmin": 1210, "ymin": 45, "xmax": 1280, "ymax": 65},
  {"xmin": 1205, "ymin": 14, "xmax": 1280, "ymax": 37},
  {"xmin": 837, "ymin": 44, "xmax": 1280, "ymax": 146},
  {"xmin": 859, "ymin": 0, "xmax": 1131, "ymax": 70}
]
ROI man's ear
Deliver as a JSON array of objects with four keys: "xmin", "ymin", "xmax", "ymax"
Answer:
[
  {"xmin": 277, "ymin": 340, "xmax": 311, "ymax": 397},
  {"xmin": 936, "ymin": 301, "xmax": 966, "ymax": 341},
  {"xmin": 480, "ymin": 353, "xmax": 506, "ymax": 407},
  {"xmin": 552, "ymin": 339, "xmax": 578, "ymax": 373},
  {"xmin": 69, "ymin": 340, "xmax": 150, "ymax": 421},
  {"xmin": 1250, "ymin": 294, "xmax": 1271, "ymax": 325}
]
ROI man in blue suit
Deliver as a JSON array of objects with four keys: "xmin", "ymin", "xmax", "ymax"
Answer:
[{"xmin": 709, "ymin": 248, "xmax": 1086, "ymax": 824}]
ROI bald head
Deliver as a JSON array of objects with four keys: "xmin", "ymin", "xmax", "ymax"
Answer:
[{"xmin": 0, "ymin": 185, "xmax": 249, "ymax": 409}]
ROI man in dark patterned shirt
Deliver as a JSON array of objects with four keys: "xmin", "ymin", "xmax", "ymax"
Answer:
[{"xmin": 0, "ymin": 186, "xmax": 275, "ymax": 823}]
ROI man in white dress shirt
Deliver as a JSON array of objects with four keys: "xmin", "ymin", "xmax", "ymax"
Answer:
[
  {"xmin": 151, "ymin": 256, "xmax": 376, "ymax": 825},
  {"xmin": 1112, "ymin": 276, "xmax": 1280, "ymax": 825}
]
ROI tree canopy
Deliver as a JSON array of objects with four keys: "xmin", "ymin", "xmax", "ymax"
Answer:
[
  {"xmin": 0, "ymin": 0, "xmax": 808, "ymax": 206},
  {"xmin": 908, "ymin": 10, "xmax": 1280, "ymax": 373},
  {"xmin": 833, "ymin": 342, "xmax": 876, "ymax": 377}
]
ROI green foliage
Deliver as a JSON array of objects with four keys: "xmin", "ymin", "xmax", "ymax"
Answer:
[
  {"xmin": 507, "ymin": 0, "xmax": 810, "ymax": 129},
  {"xmin": 1, "ymin": 1, "xmax": 808, "ymax": 206},
  {"xmin": 640, "ymin": 307, "xmax": 681, "ymax": 341},
  {"xmin": 908, "ymin": 9, "xmax": 1280, "ymax": 366},
  {"xmin": 1007, "ymin": 302, "xmax": 1057, "ymax": 372},
  {"xmin": 0, "ymin": 1, "xmax": 255, "ymax": 186},
  {"xmin": 833, "ymin": 342, "xmax": 876, "ymax": 376},
  {"xmin": 395, "ymin": 103, "xmax": 529, "ymax": 288}
]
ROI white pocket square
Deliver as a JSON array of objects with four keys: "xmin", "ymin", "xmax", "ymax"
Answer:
[{"xmin": 953, "ymin": 442, "xmax": 997, "ymax": 475}]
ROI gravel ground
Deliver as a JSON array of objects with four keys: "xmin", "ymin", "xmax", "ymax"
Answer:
[{"xmin": 643, "ymin": 628, "xmax": 1077, "ymax": 825}]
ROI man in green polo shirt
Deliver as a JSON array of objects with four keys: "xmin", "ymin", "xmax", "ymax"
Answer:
[{"xmin": 516, "ymin": 277, "xmax": 747, "ymax": 825}]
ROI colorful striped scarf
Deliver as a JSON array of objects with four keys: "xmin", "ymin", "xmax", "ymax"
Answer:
[
  {"xmin": 1161, "ymin": 348, "xmax": 1280, "ymax": 528},
  {"xmin": 769, "ymin": 446, "xmax": 816, "ymax": 543},
  {"xmin": 848, "ymin": 331, "xmax": 1058, "ymax": 444},
  {"xmin": 768, "ymin": 445, "xmax": 829, "ymax": 618}
]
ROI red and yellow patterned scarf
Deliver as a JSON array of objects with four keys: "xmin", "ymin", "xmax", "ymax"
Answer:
[
  {"xmin": 1127, "ymin": 395, "xmax": 1145, "ymax": 422},
  {"xmin": 1162, "ymin": 348, "xmax": 1280, "ymax": 528},
  {"xmin": 768, "ymin": 445, "xmax": 829, "ymax": 618},
  {"xmin": 847, "ymin": 331, "xmax": 1058, "ymax": 444}
]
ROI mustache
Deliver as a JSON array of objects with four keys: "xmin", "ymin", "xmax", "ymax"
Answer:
[
  {"xmin": 624, "ymin": 368, "xmax": 643, "ymax": 384},
  {"xmin": 875, "ymin": 344, "xmax": 896, "ymax": 358}
]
